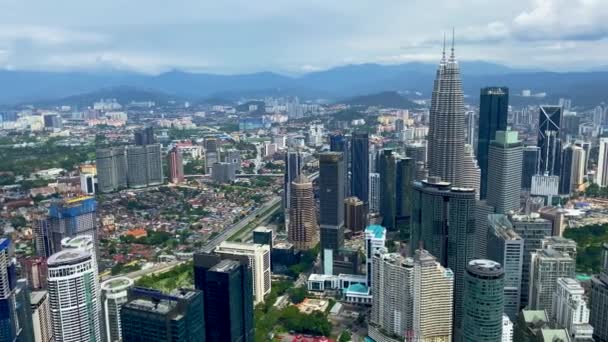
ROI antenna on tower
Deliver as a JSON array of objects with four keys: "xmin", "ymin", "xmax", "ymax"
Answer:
[
  {"xmin": 442, "ymin": 32, "xmax": 446, "ymax": 60},
  {"xmin": 451, "ymin": 27, "xmax": 455, "ymax": 57}
]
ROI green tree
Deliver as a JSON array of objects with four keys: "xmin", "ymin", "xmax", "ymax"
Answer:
[
  {"xmin": 339, "ymin": 331, "xmax": 352, "ymax": 342},
  {"xmin": 287, "ymin": 287, "xmax": 308, "ymax": 304}
]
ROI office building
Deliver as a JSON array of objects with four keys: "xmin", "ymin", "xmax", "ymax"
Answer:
[
  {"xmin": 101, "ymin": 277, "xmax": 134, "ymax": 342},
  {"xmin": 597, "ymin": 138, "xmax": 608, "ymax": 187},
  {"xmin": 502, "ymin": 315, "xmax": 513, "ymax": 342},
  {"xmin": 462, "ymin": 260, "xmax": 505, "ymax": 342},
  {"xmin": 529, "ymin": 248, "xmax": 575, "ymax": 311},
  {"xmin": 329, "ymin": 133, "xmax": 349, "ymax": 196},
  {"xmin": 120, "ymin": 287, "xmax": 205, "ymax": 342},
  {"xmin": 15, "ymin": 279, "xmax": 34, "ymax": 342},
  {"xmin": 252, "ymin": 226, "xmax": 273, "ymax": 248},
  {"xmin": 522, "ymin": 146, "xmax": 541, "ymax": 190},
  {"xmin": 30, "ymin": 291, "xmax": 53, "ymax": 342},
  {"xmin": 559, "ymin": 144, "xmax": 586, "ymax": 195},
  {"xmin": 344, "ymin": 197, "xmax": 366, "ymax": 233},
  {"xmin": 21, "ymin": 256, "xmax": 47, "ymax": 290},
  {"xmin": 319, "ymin": 152, "xmax": 345, "ymax": 274},
  {"xmin": 96, "ymin": 147, "xmax": 127, "ymax": 193},
  {"xmin": 396, "ymin": 157, "xmax": 414, "ymax": 230},
  {"xmin": 412, "ymin": 249, "xmax": 454, "ymax": 342},
  {"xmin": 462, "ymin": 144, "xmax": 481, "ymax": 199},
  {"xmin": 215, "ymin": 241, "xmax": 271, "ymax": 305},
  {"xmin": 288, "ymin": 174, "xmax": 319, "ymax": 250},
  {"xmin": 48, "ymin": 196, "xmax": 97, "ymax": 255},
  {"xmin": 365, "ymin": 225, "xmax": 387, "ymax": 287},
  {"xmin": 427, "ymin": 41, "xmax": 465, "ymax": 186},
  {"xmin": 351, "ymin": 132, "xmax": 370, "ymax": 202},
  {"xmin": 474, "ymin": 200, "xmax": 495, "ymax": 259},
  {"xmin": 487, "ymin": 214, "xmax": 524, "ymax": 321},
  {"xmin": 167, "ymin": 146, "xmax": 184, "ymax": 184},
  {"xmin": 538, "ymin": 105, "xmax": 563, "ymax": 176},
  {"xmin": 284, "ymin": 150, "xmax": 303, "ymax": 216},
  {"xmin": 0, "ymin": 239, "xmax": 19, "ymax": 342},
  {"xmin": 510, "ymin": 214, "xmax": 553, "ymax": 307},
  {"xmin": 405, "ymin": 142, "xmax": 427, "ymax": 181},
  {"xmin": 369, "ymin": 173, "xmax": 380, "ymax": 213},
  {"xmin": 552, "ymin": 278, "xmax": 593, "ymax": 341},
  {"xmin": 378, "ymin": 149, "xmax": 397, "ymax": 230},
  {"xmin": 193, "ymin": 254, "xmax": 254, "ymax": 342},
  {"xmin": 134, "ymin": 126, "xmax": 155, "ymax": 145},
  {"xmin": 369, "ymin": 250, "xmax": 414, "ymax": 342},
  {"xmin": 411, "ymin": 177, "xmax": 476, "ymax": 335},
  {"xmin": 211, "ymin": 162, "xmax": 236, "ymax": 183},
  {"xmin": 478, "ymin": 87, "xmax": 509, "ymax": 199},
  {"xmin": 47, "ymin": 249, "xmax": 102, "ymax": 342},
  {"xmin": 590, "ymin": 243, "xmax": 608, "ymax": 342},
  {"xmin": 487, "ymin": 130, "xmax": 523, "ymax": 214}
]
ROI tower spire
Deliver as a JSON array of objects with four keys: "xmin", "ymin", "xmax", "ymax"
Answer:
[
  {"xmin": 442, "ymin": 32, "xmax": 446, "ymax": 61},
  {"xmin": 451, "ymin": 28, "xmax": 455, "ymax": 59}
]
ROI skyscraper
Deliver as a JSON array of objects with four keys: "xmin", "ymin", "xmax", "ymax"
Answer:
[
  {"xmin": 96, "ymin": 147, "xmax": 128, "ymax": 193},
  {"xmin": 47, "ymin": 249, "xmax": 102, "ymax": 342},
  {"xmin": 126, "ymin": 143, "xmax": 163, "ymax": 188},
  {"xmin": 378, "ymin": 149, "xmax": 397, "ymax": 231},
  {"xmin": 351, "ymin": 132, "xmax": 370, "ymax": 202},
  {"xmin": 551, "ymin": 278, "xmax": 593, "ymax": 341},
  {"xmin": 368, "ymin": 173, "xmax": 380, "ymax": 213},
  {"xmin": 134, "ymin": 126, "xmax": 155, "ymax": 145},
  {"xmin": 0, "ymin": 238, "xmax": 19, "ymax": 342},
  {"xmin": 101, "ymin": 277, "xmax": 134, "ymax": 342},
  {"xmin": 330, "ymin": 133, "xmax": 349, "ymax": 196},
  {"xmin": 411, "ymin": 177, "xmax": 476, "ymax": 335},
  {"xmin": 427, "ymin": 38, "xmax": 466, "ymax": 186},
  {"xmin": 167, "ymin": 146, "xmax": 184, "ymax": 184},
  {"xmin": 283, "ymin": 150, "xmax": 303, "ymax": 216},
  {"xmin": 509, "ymin": 214, "xmax": 554, "ymax": 307},
  {"xmin": 32, "ymin": 214, "xmax": 52, "ymax": 258},
  {"xmin": 487, "ymin": 214, "xmax": 524, "ymax": 321},
  {"xmin": 48, "ymin": 196, "xmax": 97, "ymax": 255},
  {"xmin": 462, "ymin": 144, "xmax": 481, "ymax": 199},
  {"xmin": 396, "ymin": 157, "xmax": 414, "ymax": 232},
  {"xmin": 597, "ymin": 138, "xmax": 608, "ymax": 187},
  {"xmin": 590, "ymin": 243, "xmax": 608, "ymax": 342},
  {"xmin": 528, "ymin": 248, "xmax": 575, "ymax": 311},
  {"xmin": 538, "ymin": 105, "xmax": 563, "ymax": 176},
  {"xmin": 559, "ymin": 144, "xmax": 586, "ymax": 195},
  {"xmin": 365, "ymin": 225, "xmax": 387, "ymax": 287},
  {"xmin": 487, "ymin": 130, "xmax": 523, "ymax": 214},
  {"xmin": 412, "ymin": 249, "xmax": 454, "ymax": 341},
  {"xmin": 193, "ymin": 254, "xmax": 254, "ymax": 342},
  {"xmin": 120, "ymin": 287, "xmax": 205, "ymax": 342},
  {"xmin": 14, "ymin": 279, "xmax": 34, "ymax": 342},
  {"xmin": 478, "ymin": 87, "xmax": 509, "ymax": 199},
  {"xmin": 288, "ymin": 174, "xmax": 318, "ymax": 250},
  {"xmin": 462, "ymin": 259, "xmax": 505, "ymax": 342},
  {"xmin": 319, "ymin": 152, "xmax": 345, "ymax": 274},
  {"xmin": 30, "ymin": 290, "xmax": 53, "ymax": 342},
  {"xmin": 344, "ymin": 197, "xmax": 366, "ymax": 233},
  {"xmin": 521, "ymin": 146, "xmax": 541, "ymax": 190}
]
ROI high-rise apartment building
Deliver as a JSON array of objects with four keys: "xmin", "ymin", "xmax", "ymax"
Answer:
[
  {"xmin": 590, "ymin": 243, "xmax": 608, "ymax": 342},
  {"xmin": 101, "ymin": 277, "xmax": 134, "ymax": 342},
  {"xmin": 487, "ymin": 214, "xmax": 524, "ymax": 321},
  {"xmin": 120, "ymin": 287, "xmax": 205, "ymax": 342},
  {"xmin": 529, "ymin": 248, "xmax": 575, "ymax": 311},
  {"xmin": 319, "ymin": 152, "xmax": 345, "ymax": 274},
  {"xmin": 134, "ymin": 126, "xmax": 155, "ymax": 146},
  {"xmin": 462, "ymin": 259, "xmax": 505, "ymax": 342},
  {"xmin": 126, "ymin": 143, "xmax": 163, "ymax": 187},
  {"xmin": 48, "ymin": 196, "xmax": 97, "ymax": 255},
  {"xmin": 478, "ymin": 87, "xmax": 509, "ymax": 199},
  {"xmin": 288, "ymin": 174, "xmax": 319, "ymax": 250},
  {"xmin": 211, "ymin": 162, "xmax": 236, "ymax": 183},
  {"xmin": 30, "ymin": 290, "xmax": 53, "ymax": 342},
  {"xmin": 344, "ymin": 197, "xmax": 366, "ymax": 233},
  {"xmin": 487, "ymin": 130, "xmax": 523, "ymax": 214},
  {"xmin": 351, "ymin": 132, "xmax": 370, "ymax": 202},
  {"xmin": 21, "ymin": 256, "xmax": 47, "ymax": 290},
  {"xmin": 193, "ymin": 254, "xmax": 254, "ymax": 342},
  {"xmin": 597, "ymin": 138, "xmax": 608, "ymax": 187},
  {"xmin": 32, "ymin": 215, "xmax": 52, "ymax": 258},
  {"xmin": 215, "ymin": 241, "xmax": 271, "ymax": 305},
  {"xmin": 378, "ymin": 149, "xmax": 397, "ymax": 231},
  {"xmin": 538, "ymin": 105, "xmax": 563, "ymax": 176},
  {"xmin": 96, "ymin": 147, "xmax": 128, "ymax": 193},
  {"xmin": 552, "ymin": 278, "xmax": 593, "ymax": 341},
  {"xmin": 167, "ymin": 146, "xmax": 184, "ymax": 184},
  {"xmin": 509, "ymin": 213, "xmax": 553, "ymax": 307},
  {"xmin": 47, "ymin": 249, "xmax": 102, "ymax": 342},
  {"xmin": 427, "ymin": 41, "xmax": 466, "ymax": 186},
  {"xmin": 365, "ymin": 225, "xmax": 387, "ymax": 287},
  {"xmin": 369, "ymin": 173, "xmax": 380, "ymax": 213},
  {"xmin": 411, "ymin": 177, "xmax": 476, "ymax": 335}
]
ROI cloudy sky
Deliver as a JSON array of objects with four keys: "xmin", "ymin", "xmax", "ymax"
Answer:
[{"xmin": 0, "ymin": 0, "xmax": 607, "ymax": 74}]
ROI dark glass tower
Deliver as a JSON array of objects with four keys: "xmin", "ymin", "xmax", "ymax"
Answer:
[
  {"xmin": 194, "ymin": 254, "xmax": 254, "ymax": 342},
  {"xmin": 330, "ymin": 133, "xmax": 349, "ymax": 197},
  {"xmin": 319, "ymin": 152, "xmax": 345, "ymax": 274},
  {"xmin": 134, "ymin": 126, "xmax": 155, "ymax": 146},
  {"xmin": 477, "ymin": 87, "xmax": 509, "ymax": 199},
  {"xmin": 521, "ymin": 146, "xmax": 540, "ymax": 190},
  {"xmin": 378, "ymin": 150, "xmax": 397, "ymax": 231},
  {"xmin": 351, "ymin": 132, "xmax": 369, "ymax": 203},
  {"xmin": 538, "ymin": 105, "xmax": 563, "ymax": 176},
  {"xmin": 396, "ymin": 157, "xmax": 414, "ymax": 236}
]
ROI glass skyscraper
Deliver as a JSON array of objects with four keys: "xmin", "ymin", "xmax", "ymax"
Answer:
[{"xmin": 351, "ymin": 132, "xmax": 369, "ymax": 203}]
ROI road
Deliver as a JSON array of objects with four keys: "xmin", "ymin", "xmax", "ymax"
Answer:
[{"xmin": 103, "ymin": 260, "xmax": 183, "ymax": 281}]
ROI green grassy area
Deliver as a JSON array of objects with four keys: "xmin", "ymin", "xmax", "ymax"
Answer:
[
  {"xmin": 564, "ymin": 224, "xmax": 608, "ymax": 273},
  {"xmin": 135, "ymin": 262, "xmax": 194, "ymax": 292}
]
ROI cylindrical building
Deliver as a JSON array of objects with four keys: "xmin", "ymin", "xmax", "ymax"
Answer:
[
  {"xmin": 47, "ymin": 249, "xmax": 101, "ymax": 342},
  {"xmin": 101, "ymin": 277, "xmax": 134, "ymax": 342},
  {"xmin": 462, "ymin": 259, "xmax": 505, "ymax": 342},
  {"xmin": 288, "ymin": 174, "xmax": 319, "ymax": 250}
]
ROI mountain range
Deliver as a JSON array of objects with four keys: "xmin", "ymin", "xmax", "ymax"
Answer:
[{"xmin": 1, "ymin": 61, "xmax": 607, "ymax": 107}]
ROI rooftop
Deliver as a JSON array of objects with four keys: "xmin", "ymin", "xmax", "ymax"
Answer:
[
  {"xmin": 365, "ymin": 225, "xmax": 386, "ymax": 239},
  {"xmin": 101, "ymin": 277, "xmax": 134, "ymax": 292},
  {"xmin": 345, "ymin": 283, "xmax": 369, "ymax": 294},
  {"xmin": 48, "ymin": 249, "xmax": 91, "ymax": 266},
  {"xmin": 522, "ymin": 310, "xmax": 549, "ymax": 324}
]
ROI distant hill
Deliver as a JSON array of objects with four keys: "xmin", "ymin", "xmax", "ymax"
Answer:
[
  {"xmin": 344, "ymin": 91, "xmax": 420, "ymax": 109},
  {"xmin": 30, "ymin": 86, "xmax": 181, "ymax": 107}
]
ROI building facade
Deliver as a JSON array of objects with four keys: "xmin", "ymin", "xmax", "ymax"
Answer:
[
  {"xmin": 167, "ymin": 146, "xmax": 184, "ymax": 184},
  {"xmin": 101, "ymin": 277, "xmax": 134, "ymax": 342},
  {"xmin": 590, "ymin": 243, "xmax": 608, "ymax": 342},
  {"xmin": 288, "ymin": 174, "xmax": 319, "ymax": 250},
  {"xmin": 529, "ymin": 248, "xmax": 575, "ymax": 311},
  {"xmin": 597, "ymin": 138, "xmax": 608, "ymax": 187},
  {"xmin": 378, "ymin": 149, "xmax": 397, "ymax": 231},
  {"xmin": 319, "ymin": 152, "xmax": 345, "ymax": 274},
  {"xmin": 369, "ymin": 173, "xmax": 380, "ymax": 213},
  {"xmin": 487, "ymin": 130, "xmax": 523, "ymax": 214},
  {"xmin": 538, "ymin": 105, "xmax": 563, "ymax": 176},
  {"xmin": 351, "ymin": 132, "xmax": 370, "ymax": 203},
  {"xmin": 48, "ymin": 196, "xmax": 97, "ymax": 257},
  {"xmin": 30, "ymin": 290, "xmax": 53, "ymax": 342},
  {"xmin": 344, "ymin": 197, "xmax": 366, "ymax": 233},
  {"xmin": 551, "ymin": 278, "xmax": 593, "ymax": 340}
]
